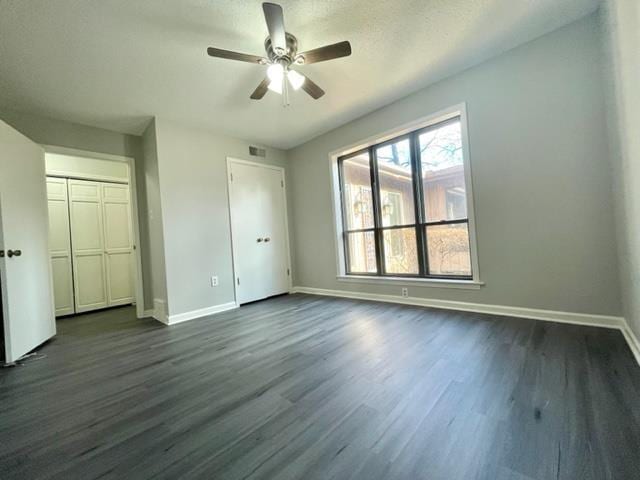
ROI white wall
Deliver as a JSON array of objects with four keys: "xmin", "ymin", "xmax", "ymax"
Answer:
[
  {"xmin": 603, "ymin": 0, "xmax": 640, "ymax": 337},
  {"xmin": 286, "ymin": 13, "xmax": 622, "ymax": 317},
  {"xmin": 152, "ymin": 118, "xmax": 288, "ymax": 319}
]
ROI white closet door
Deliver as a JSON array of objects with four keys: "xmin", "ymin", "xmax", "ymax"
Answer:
[
  {"xmin": 260, "ymin": 167, "xmax": 290, "ymax": 298},
  {"xmin": 46, "ymin": 177, "xmax": 74, "ymax": 316},
  {"xmin": 228, "ymin": 160, "xmax": 290, "ymax": 305},
  {"xmin": 101, "ymin": 183, "xmax": 133, "ymax": 306},
  {"xmin": 68, "ymin": 179, "xmax": 107, "ymax": 312}
]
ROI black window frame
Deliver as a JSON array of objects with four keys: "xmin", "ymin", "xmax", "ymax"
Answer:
[{"xmin": 338, "ymin": 115, "xmax": 473, "ymax": 280}]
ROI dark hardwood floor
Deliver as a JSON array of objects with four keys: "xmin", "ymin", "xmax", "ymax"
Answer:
[{"xmin": 1, "ymin": 293, "xmax": 639, "ymax": 480}]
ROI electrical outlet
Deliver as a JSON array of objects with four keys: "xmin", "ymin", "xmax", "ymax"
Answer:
[
  {"xmin": 211, "ymin": 276, "xmax": 219, "ymax": 287},
  {"xmin": 401, "ymin": 287, "xmax": 409, "ymax": 298}
]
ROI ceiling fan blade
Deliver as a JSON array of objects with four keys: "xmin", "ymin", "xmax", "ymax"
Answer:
[
  {"xmin": 207, "ymin": 47, "xmax": 265, "ymax": 64},
  {"xmin": 263, "ymin": 2, "xmax": 287, "ymax": 53},
  {"xmin": 297, "ymin": 41, "xmax": 352, "ymax": 64},
  {"xmin": 300, "ymin": 74, "xmax": 325, "ymax": 99},
  {"xmin": 250, "ymin": 77, "xmax": 271, "ymax": 100}
]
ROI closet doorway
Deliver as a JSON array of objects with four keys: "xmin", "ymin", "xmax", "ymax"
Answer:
[
  {"xmin": 227, "ymin": 157, "xmax": 291, "ymax": 305},
  {"xmin": 44, "ymin": 147, "xmax": 144, "ymax": 318}
]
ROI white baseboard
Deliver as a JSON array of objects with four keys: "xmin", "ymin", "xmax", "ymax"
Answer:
[
  {"xmin": 142, "ymin": 309, "xmax": 155, "ymax": 318},
  {"xmin": 292, "ymin": 286, "xmax": 625, "ymax": 328},
  {"xmin": 622, "ymin": 323, "xmax": 640, "ymax": 366},
  {"xmin": 292, "ymin": 286, "xmax": 639, "ymax": 366},
  {"xmin": 166, "ymin": 302, "xmax": 238, "ymax": 325}
]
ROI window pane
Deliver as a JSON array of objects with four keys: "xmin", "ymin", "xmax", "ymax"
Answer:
[
  {"xmin": 376, "ymin": 139, "xmax": 415, "ymax": 226},
  {"xmin": 419, "ymin": 120, "xmax": 467, "ymax": 222},
  {"xmin": 347, "ymin": 231, "xmax": 377, "ymax": 273},
  {"xmin": 383, "ymin": 228, "xmax": 419, "ymax": 275},
  {"xmin": 426, "ymin": 223, "xmax": 471, "ymax": 276},
  {"xmin": 341, "ymin": 152, "xmax": 374, "ymax": 230}
]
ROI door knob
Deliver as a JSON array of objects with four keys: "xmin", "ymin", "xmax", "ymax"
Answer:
[
  {"xmin": 256, "ymin": 238, "xmax": 264, "ymax": 243},
  {"xmin": 7, "ymin": 249, "xmax": 21, "ymax": 258},
  {"xmin": 264, "ymin": 237, "xmax": 271, "ymax": 243}
]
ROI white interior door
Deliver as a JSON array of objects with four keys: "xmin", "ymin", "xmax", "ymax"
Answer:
[
  {"xmin": 68, "ymin": 179, "xmax": 108, "ymax": 312},
  {"xmin": 46, "ymin": 177, "xmax": 74, "ymax": 316},
  {"xmin": 261, "ymin": 166, "xmax": 290, "ymax": 298},
  {"xmin": 228, "ymin": 160, "xmax": 290, "ymax": 305},
  {"xmin": 101, "ymin": 183, "xmax": 134, "ymax": 306},
  {"xmin": 0, "ymin": 120, "xmax": 56, "ymax": 363}
]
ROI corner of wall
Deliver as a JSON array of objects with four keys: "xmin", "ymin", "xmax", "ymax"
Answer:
[
  {"xmin": 141, "ymin": 117, "xmax": 170, "ymax": 314},
  {"xmin": 600, "ymin": 0, "xmax": 640, "ymax": 341},
  {"xmin": 283, "ymin": 148, "xmax": 298, "ymax": 285}
]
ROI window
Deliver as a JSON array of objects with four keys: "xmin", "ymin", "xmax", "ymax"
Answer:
[{"xmin": 337, "ymin": 112, "xmax": 475, "ymax": 280}]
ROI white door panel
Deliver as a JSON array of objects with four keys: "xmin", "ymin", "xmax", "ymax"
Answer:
[
  {"xmin": 47, "ymin": 177, "xmax": 74, "ymax": 316},
  {"xmin": 102, "ymin": 184, "xmax": 129, "ymax": 201},
  {"xmin": 229, "ymin": 164, "xmax": 265, "ymax": 304},
  {"xmin": 0, "ymin": 120, "xmax": 56, "ymax": 362},
  {"xmin": 74, "ymin": 253, "xmax": 107, "ymax": 311},
  {"xmin": 101, "ymin": 184, "xmax": 133, "ymax": 305},
  {"xmin": 261, "ymin": 168, "xmax": 289, "ymax": 298},
  {"xmin": 103, "ymin": 202, "xmax": 131, "ymax": 249},
  {"xmin": 70, "ymin": 201, "xmax": 103, "ymax": 250},
  {"xmin": 68, "ymin": 181, "xmax": 100, "ymax": 201},
  {"xmin": 51, "ymin": 256, "xmax": 74, "ymax": 315},
  {"xmin": 68, "ymin": 179, "xmax": 107, "ymax": 312},
  {"xmin": 48, "ymin": 201, "xmax": 70, "ymax": 251},
  {"xmin": 228, "ymin": 160, "xmax": 289, "ymax": 305},
  {"xmin": 106, "ymin": 252, "xmax": 133, "ymax": 305}
]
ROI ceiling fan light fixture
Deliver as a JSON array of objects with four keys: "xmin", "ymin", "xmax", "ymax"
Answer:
[
  {"xmin": 267, "ymin": 78, "xmax": 283, "ymax": 94},
  {"xmin": 287, "ymin": 69, "xmax": 305, "ymax": 90},
  {"xmin": 206, "ymin": 2, "xmax": 351, "ymax": 102},
  {"xmin": 267, "ymin": 63, "xmax": 284, "ymax": 83}
]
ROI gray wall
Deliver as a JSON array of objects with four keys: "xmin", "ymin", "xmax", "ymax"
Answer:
[
  {"xmin": 287, "ymin": 13, "xmax": 622, "ymax": 316},
  {"xmin": 0, "ymin": 108, "xmax": 154, "ymax": 310},
  {"xmin": 141, "ymin": 119, "xmax": 168, "ymax": 313},
  {"xmin": 153, "ymin": 118, "xmax": 289, "ymax": 317},
  {"xmin": 603, "ymin": 0, "xmax": 640, "ymax": 336}
]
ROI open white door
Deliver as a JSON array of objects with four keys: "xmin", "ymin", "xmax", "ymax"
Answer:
[{"xmin": 0, "ymin": 120, "xmax": 56, "ymax": 363}]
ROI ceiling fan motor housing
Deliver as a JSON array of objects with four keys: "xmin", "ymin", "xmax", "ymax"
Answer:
[{"xmin": 265, "ymin": 32, "xmax": 299, "ymax": 66}]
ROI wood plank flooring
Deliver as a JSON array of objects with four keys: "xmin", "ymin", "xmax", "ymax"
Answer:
[{"xmin": 0, "ymin": 293, "xmax": 639, "ymax": 480}]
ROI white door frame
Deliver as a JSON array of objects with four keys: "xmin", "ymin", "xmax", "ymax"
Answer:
[
  {"xmin": 226, "ymin": 157, "xmax": 293, "ymax": 304},
  {"xmin": 42, "ymin": 145, "xmax": 146, "ymax": 319}
]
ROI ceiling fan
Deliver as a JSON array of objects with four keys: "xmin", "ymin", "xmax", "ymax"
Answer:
[{"xmin": 206, "ymin": 2, "xmax": 352, "ymax": 105}]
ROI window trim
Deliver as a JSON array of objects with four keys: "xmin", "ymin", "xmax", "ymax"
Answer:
[{"xmin": 329, "ymin": 103, "xmax": 481, "ymax": 286}]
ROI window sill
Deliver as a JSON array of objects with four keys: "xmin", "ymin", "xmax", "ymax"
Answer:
[{"xmin": 336, "ymin": 275, "xmax": 484, "ymax": 290}]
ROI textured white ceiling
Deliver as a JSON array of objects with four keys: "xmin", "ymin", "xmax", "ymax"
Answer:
[{"xmin": 0, "ymin": 0, "xmax": 599, "ymax": 149}]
